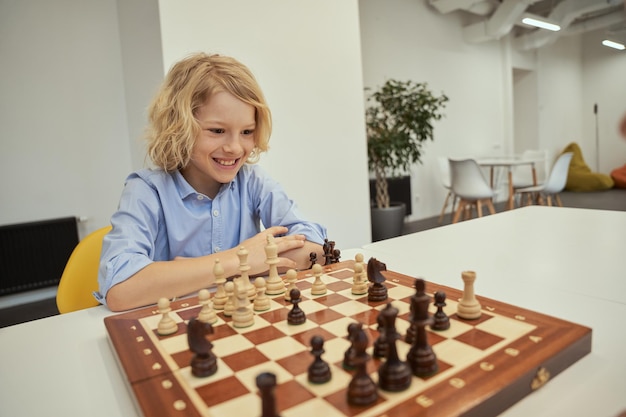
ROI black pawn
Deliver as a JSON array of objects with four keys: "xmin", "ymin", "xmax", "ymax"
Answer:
[
  {"xmin": 431, "ymin": 291, "xmax": 450, "ymax": 331},
  {"xmin": 308, "ymin": 335, "xmax": 331, "ymax": 384},
  {"xmin": 256, "ymin": 372, "xmax": 280, "ymax": 417},
  {"xmin": 346, "ymin": 326, "xmax": 378, "ymax": 406},
  {"xmin": 373, "ymin": 311, "xmax": 388, "ymax": 359},
  {"xmin": 331, "ymin": 248, "xmax": 341, "ymax": 263},
  {"xmin": 343, "ymin": 322, "xmax": 362, "ymax": 370},
  {"xmin": 287, "ymin": 288, "xmax": 306, "ymax": 325},
  {"xmin": 378, "ymin": 303, "xmax": 412, "ymax": 392}
]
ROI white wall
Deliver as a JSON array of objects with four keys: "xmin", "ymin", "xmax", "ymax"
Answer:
[
  {"xmin": 1, "ymin": 0, "xmax": 625, "ymax": 250},
  {"xmin": 359, "ymin": 0, "xmax": 626, "ymax": 221},
  {"xmin": 0, "ymin": 0, "xmax": 133, "ymax": 238},
  {"xmin": 536, "ymin": 35, "xmax": 585, "ymax": 161},
  {"xmin": 359, "ymin": 0, "xmax": 511, "ymax": 219},
  {"xmin": 0, "ymin": 0, "xmax": 371, "ymax": 249},
  {"xmin": 582, "ymin": 29, "xmax": 626, "ymax": 173},
  {"xmin": 116, "ymin": 0, "xmax": 164, "ymax": 170},
  {"xmin": 156, "ymin": 0, "xmax": 371, "ymax": 249}
]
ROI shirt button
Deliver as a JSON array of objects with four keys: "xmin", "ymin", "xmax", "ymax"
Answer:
[
  {"xmin": 213, "ymin": 210, "xmax": 219, "ymax": 217},
  {"xmin": 197, "ymin": 195, "xmax": 204, "ymax": 200},
  {"xmin": 214, "ymin": 246, "xmax": 221, "ymax": 252}
]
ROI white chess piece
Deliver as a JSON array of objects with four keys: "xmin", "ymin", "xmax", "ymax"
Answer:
[
  {"xmin": 233, "ymin": 281, "xmax": 254, "ymax": 328},
  {"xmin": 253, "ymin": 277, "xmax": 271, "ymax": 311},
  {"xmin": 223, "ymin": 281, "xmax": 236, "ymax": 317},
  {"xmin": 238, "ymin": 246, "xmax": 256, "ymax": 300},
  {"xmin": 354, "ymin": 253, "xmax": 367, "ymax": 283},
  {"xmin": 351, "ymin": 262, "xmax": 368, "ymax": 295},
  {"xmin": 264, "ymin": 235, "xmax": 285, "ymax": 295},
  {"xmin": 157, "ymin": 297, "xmax": 178, "ymax": 335},
  {"xmin": 456, "ymin": 270, "xmax": 482, "ymax": 319},
  {"xmin": 212, "ymin": 259, "xmax": 227, "ymax": 310},
  {"xmin": 283, "ymin": 269, "xmax": 298, "ymax": 301},
  {"xmin": 197, "ymin": 289, "xmax": 217, "ymax": 324},
  {"xmin": 310, "ymin": 263, "xmax": 327, "ymax": 295}
]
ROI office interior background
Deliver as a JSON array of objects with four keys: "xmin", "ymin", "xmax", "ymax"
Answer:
[{"xmin": 1, "ymin": 0, "xmax": 625, "ymax": 251}]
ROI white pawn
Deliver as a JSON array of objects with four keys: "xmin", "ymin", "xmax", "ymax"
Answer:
[
  {"xmin": 457, "ymin": 270, "xmax": 482, "ymax": 319},
  {"xmin": 197, "ymin": 289, "xmax": 217, "ymax": 324},
  {"xmin": 238, "ymin": 246, "xmax": 256, "ymax": 300},
  {"xmin": 157, "ymin": 297, "xmax": 178, "ymax": 336},
  {"xmin": 253, "ymin": 277, "xmax": 271, "ymax": 312},
  {"xmin": 264, "ymin": 235, "xmax": 286, "ymax": 295},
  {"xmin": 212, "ymin": 259, "xmax": 227, "ymax": 310},
  {"xmin": 310, "ymin": 263, "xmax": 327, "ymax": 296},
  {"xmin": 351, "ymin": 262, "xmax": 368, "ymax": 295},
  {"xmin": 283, "ymin": 269, "xmax": 298, "ymax": 301},
  {"xmin": 223, "ymin": 281, "xmax": 236, "ymax": 317},
  {"xmin": 355, "ymin": 253, "xmax": 367, "ymax": 281},
  {"xmin": 233, "ymin": 281, "xmax": 254, "ymax": 328}
]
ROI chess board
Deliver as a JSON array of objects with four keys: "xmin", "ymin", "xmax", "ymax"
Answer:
[{"xmin": 104, "ymin": 259, "xmax": 591, "ymax": 417}]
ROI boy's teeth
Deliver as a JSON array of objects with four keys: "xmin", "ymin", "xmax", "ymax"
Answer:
[{"xmin": 217, "ymin": 159, "xmax": 236, "ymax": 166}]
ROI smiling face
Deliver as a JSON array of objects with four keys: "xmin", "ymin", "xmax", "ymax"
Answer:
[{"xmin": 181, "ymin": 91, "xmax": 256, "ymax": 198}]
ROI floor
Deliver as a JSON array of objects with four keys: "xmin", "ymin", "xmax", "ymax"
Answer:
[
  {"xmin": 1, "ymin": 189, "xmax": 624, "ymax": 329},
  {"xmin": 403, "ymin": 188, "xmax": 626, "ymax": 234}
]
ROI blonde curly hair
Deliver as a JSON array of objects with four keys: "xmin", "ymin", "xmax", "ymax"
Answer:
[{"xmin": 146, "ymin": 53, "xmax": 272, "ymax": 171}]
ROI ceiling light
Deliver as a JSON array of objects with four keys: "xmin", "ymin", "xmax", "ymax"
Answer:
[
  {"xmin": 521, "ymin": 15, "xmax": 561, "ymax": 32},
  {"xmin": 602, "ymin": 39, "xmax": 625, "ymax": 50}
]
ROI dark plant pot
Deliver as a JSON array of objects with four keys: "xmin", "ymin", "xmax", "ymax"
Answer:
[{"xmin": 370, "ymin": 202, "xmax": 406, "ymax": 242}]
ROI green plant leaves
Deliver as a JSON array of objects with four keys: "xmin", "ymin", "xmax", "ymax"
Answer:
[{"xmin": 366, "ymin": 79, "xmax": 449, "ymax": 208}]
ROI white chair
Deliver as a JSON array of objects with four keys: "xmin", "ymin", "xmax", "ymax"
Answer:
[
  {"xmin": 436, "ymin": 156, "xmax": 457, "ymax": 224},
  {"xmin": 515, "ymin": 152, "xmax": 573, "ymax": 207},
  {"xmin": 511, "ymin": 149, "xmax": 549, "ymax": 189},
  {"xmin": 449, "ymin": 158, "xmax": 496, "ymax": 223}
]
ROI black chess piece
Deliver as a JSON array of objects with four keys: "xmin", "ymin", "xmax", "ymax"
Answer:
[
  {"xmin": 256, "ymin": 372, "xmax": 280, "ymax": 417},
  {"xmin": 373, "ymin": 311, "xmax": 388, "ymax": 359},
  {"xmin": 367, "ymin": 257, "xmax": 388, "ymax": 302},
  {"xmin": 377, "ymin": 303, "xmax": 412, "ymax": 392},
  {"xmin": 431, "ymin": 291, "xmax": 450, "ymax": 331},
  {"xmin": 343, "ymin": 322, "xmax": 362, "ymax": 370},
  {"xmin": 323, "ymin": 239, "xmax": 333, "ymax": 265},
  {"xmin": 346, "ymin": 326, "xmax": 378, "ymax": 406},
  {"xmin": 406, "ymin": 278, "xmax": 429, "ymax": 344},
  {"xmin": 331, "ymin": 248, "xmax": 341, "ymax": 263},
  {"xmin": 308, "ymin": 252, "xmax": 317, "ymax": 269},
  {"xmin": 308, "ymin": 335, "xmax": 331, "ymax": 384},
  {"xmin": 187, "ymin": 317, "xmax": 217, "ymax": 377},
  {"xmin": 406, "ymin": 280, "xmax": 438, "ymax": 377},
  {"xmin": 287, "ymin": 288, "xmax": 306, "ymax": 325}
]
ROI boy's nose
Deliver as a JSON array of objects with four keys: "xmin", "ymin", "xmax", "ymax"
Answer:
[{"xmin": 223, "ymin": 133, "xmax": 243, "ymax": 152}]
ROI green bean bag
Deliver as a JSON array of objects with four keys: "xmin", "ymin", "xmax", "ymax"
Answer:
[{"xmin": 561, "ymin": 142, "xmax": 614, "ymax": 192}]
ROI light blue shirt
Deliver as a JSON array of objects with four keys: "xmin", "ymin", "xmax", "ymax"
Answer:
[{"xmin": 95, "ymin": 164, "xmax": 326, "ymax": 305}]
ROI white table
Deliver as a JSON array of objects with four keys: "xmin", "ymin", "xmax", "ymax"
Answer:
[
  {"xmin": 0, "ymin": 306, "xmax": 137, "ymax": 417},
  {"xmin": 478, "ymin": 157, "xmax": 537, "ymax": 210},
  {"xmin": 1, "ymin": 207, "xmax": 624, "ymax": 417},
  {"xmin": 363, "ymin": 206, "xmax": 626, "ymax": 417}
]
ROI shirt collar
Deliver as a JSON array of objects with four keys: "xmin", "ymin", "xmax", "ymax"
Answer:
[{"xmin": 173, "ymin": 170, "xmax": 237, "ymax": 200}]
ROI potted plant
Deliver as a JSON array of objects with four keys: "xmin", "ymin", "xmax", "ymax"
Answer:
[{"xmin": 366, "ymin": 79, "xmax": 449, "ymax": 241}]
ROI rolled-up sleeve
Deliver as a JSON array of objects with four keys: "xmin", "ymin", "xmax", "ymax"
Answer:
[
  {"xmin": 247, "ymin": 165, "xmax": 327, "ymax": 245},
  {"xmin": 94, "ymin": 175, "xmax": 165, "ymax": 304}
]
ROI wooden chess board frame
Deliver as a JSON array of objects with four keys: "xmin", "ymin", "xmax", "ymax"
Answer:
[{"xmin": 104, "ymin": 260, "xmax": 591, "ymax": 417}]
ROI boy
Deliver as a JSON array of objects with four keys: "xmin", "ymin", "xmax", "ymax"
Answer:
[{"xmin": 96, "ymin": 53, "xmax": 326, "ymax": 311}]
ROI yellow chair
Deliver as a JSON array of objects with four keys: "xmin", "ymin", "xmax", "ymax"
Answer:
[{"xmin": 56, "ymin": 225, "xmax": 112, "ymax": 313}]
